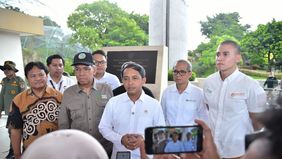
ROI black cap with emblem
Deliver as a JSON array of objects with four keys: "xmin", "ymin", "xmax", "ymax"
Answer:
[{"xmin": 71, "ymin": 52, "xmax": 94, "ymax": 66}]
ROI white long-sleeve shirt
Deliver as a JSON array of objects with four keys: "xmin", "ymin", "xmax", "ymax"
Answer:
[
  {"xmin": 203, "ymin": 69, "xmax": 266, "ymax": 158},
  {"xmin": 99, "ymin": 91, "xmax": 165, "ymax": 159},
  {"xmin": 161, "ymin": 83, "xmax": 208, "ymax": 126}
]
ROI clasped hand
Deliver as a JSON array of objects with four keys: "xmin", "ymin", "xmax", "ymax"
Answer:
[{"xmin": 121, "ymin": 134, "xmax": 144, "ymax": 150}]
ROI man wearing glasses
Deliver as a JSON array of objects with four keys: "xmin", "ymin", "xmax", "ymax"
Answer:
[
  {"xmin": 161, "ymin": 59, "xmax": 208, "ymax": 126},
  {"xmin": 92, "ymin": 50, "xmax": 121, "ymax": 90}
]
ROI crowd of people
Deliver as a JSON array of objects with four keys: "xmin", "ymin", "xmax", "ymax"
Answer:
[{"xmin": 0, "ymin": 40, "xmax": 281, "ymax": 159}]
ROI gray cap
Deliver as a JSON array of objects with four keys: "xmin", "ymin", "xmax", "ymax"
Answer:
[
  {"xmin": 71, "ymin": 52, "xmax": 94, "ymax": 66},
  {"xmin": 22, "ymin": 129, "xmax": 108, "ymax": 159}
]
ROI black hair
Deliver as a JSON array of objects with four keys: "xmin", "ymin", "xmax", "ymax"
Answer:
[
  {"xmin": 46, "ymin": 54, "xmax": 65, "ymax": 66},
  {"xmin": 120, "ymin": 61, "xmax": 146, "ymax": 79},
  {"xmin": 24, "ymin": 61, "xmax": 48, "ymax": 78},
  {"xmin": 92, "ymin": 50, "xmax": 107, "ymax": 59},
  {"xmin": 220, "ymin": 40, "xmax": 241, "ymax": 54}
]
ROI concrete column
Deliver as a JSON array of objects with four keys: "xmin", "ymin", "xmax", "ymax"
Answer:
[
  {"xmin": 0, "ymin": 32, "xmax": 25, "ymax": 80},
  {"xmin": 149, "ymin": 0, "xmax": 189, "ymax": 68}
]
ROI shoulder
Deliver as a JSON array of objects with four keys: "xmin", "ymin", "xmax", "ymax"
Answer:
[
  {"xmin": 46, "ymin": 86, "xmax": 63, "ymax": 98},
  {"xmin": 237, "ymin": 72, "xmax": 260, "ymax": 85},
  {"xmin": 15, "ymin": 76, "xmax": 24, "ymax": 81},
  {"xmin": 13, "ymin": 89, "xmax": 29, "ymax": 103},
  {"xmin": 96, "ymin": 82, "xmax": 112, "ymax": 91}
]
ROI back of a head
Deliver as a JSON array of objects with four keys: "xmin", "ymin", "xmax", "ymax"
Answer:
[{"xmin": 22, "ymin": 129, "xmax": 108, "ymax": 159}]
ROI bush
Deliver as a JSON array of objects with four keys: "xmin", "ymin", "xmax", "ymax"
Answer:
[
  {"xmin": 168, "ymin": 69, "xmax": 196, "ymax": 81},
  {"xmin": 240, "ymin": 68, "xmax": 282, "ymax": 79}
]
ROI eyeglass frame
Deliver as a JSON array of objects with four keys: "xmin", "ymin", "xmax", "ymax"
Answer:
[
  {"xmin": 172, "ymin": 69, "xmax": 190, "ymax": 76},
  {"xmin": 94, "ymin": 60, "xmax": 107, "ymax": 66}
]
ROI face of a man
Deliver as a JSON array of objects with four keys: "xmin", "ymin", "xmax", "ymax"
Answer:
[
  {"xmin": 122, "ymin": 68, "xmax": 146, "ymax": 97},
  {"xmin": 4, "ymin": 69, "xmax": 15, "ymax": 78},
  {"xmin": 48, "ymin": 58, "xmax": 64, "ymax": 78},
  {"xmin": 27, "ymin": 66, "xmax": 47, "ymax": 90},
  {"xmin": 173, "ymin": 62, "xmax": 191, "ymax": 86},
  {"xmin": 92, "ymin": 54, "xmax": 107, "ymax": 75},
  {"xmin": 216, "ymin": 44, "xmax": 241, "ymax": 74},
  {"xmin": 74, "ymin": 64, "xmax": 95, "ymax": 86}
]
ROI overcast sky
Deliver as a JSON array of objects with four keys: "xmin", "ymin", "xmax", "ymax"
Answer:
[{"xmin": 7, "ymin": 0, "xmax": 282, "ymax": 50}]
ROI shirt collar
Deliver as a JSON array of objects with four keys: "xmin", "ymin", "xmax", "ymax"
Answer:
[
  {"xmin": 172, "ymin": 83, "xmax": 190, "ymax": 94},
  {"xmin": 27, "ymin": 86, "xmax": 52, "ymax": 96},
  {"xmin": 224, "ymin": 68, "xmax": 240, "ymax": 82},
  {"xmin": 121, "ymin": 90, "xmax": 146, "ymax": 103},
  {"xmin": 48, "ymin": 74, "xmax": 63, "ymax": 83},
  {"xmin": 75, "ymin": 79, "xmax": 96, "ymax": 93}
]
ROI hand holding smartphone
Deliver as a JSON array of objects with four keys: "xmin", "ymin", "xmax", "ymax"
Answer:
[{"xmin": 145, "ymin": 125, "xmax": 203, "ymax": 154}]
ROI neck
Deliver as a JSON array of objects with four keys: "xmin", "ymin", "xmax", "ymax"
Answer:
[
  {"xmin": 128, "ymin": 91, "xmax": 142, "ymax": 103},
  {"xmin": 7, "ymin": 73, "xmax": 16, "ymax": 79},
  {"xmin": 176, "ymin": 82, "xmax": 188, "ymax": 94},
  {"xmin": 79, "ymin": 81, "xmax": 93, "ymax": 95},
  {"xmin": 50, "ymin": 74, "xmax": 62, "ymax": 83},
  {"xmin": 94, "ymin": 72, "xmax": 105, "ymax": 80},
  {"xmin": 32, "ymin": 86, "xmax": 46, "ymax": 98},
  {"xmin": 220, "ymin": 67, "xmax": 237, "ymax": 80}
]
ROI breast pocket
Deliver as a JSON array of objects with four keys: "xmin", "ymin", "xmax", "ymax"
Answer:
[
  {"xmin": 227, "ymin": 93, "xmax": 248, "ymax": 114},
  {"xmin": 69, "ymin": 107, "xmax": 84, "ymax": 121}
]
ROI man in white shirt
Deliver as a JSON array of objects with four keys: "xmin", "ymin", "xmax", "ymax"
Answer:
[
  {"xmin": 203, "ymin": 40, "xmax": 267, "ymax": 159},
  {"xmin": 46, "ymin": 54, "xmax": 75, "ymax": 93},
  {"xmin": 92, "ymin": 50, "xmax": 121, "ymax": 90},
  {"xmin": 99, "ymin": 61, "xmax": 165, "ymax": 159},
  {"xmin": 161, "ymin": 59, "xmax": 208, "ymax": 126}
]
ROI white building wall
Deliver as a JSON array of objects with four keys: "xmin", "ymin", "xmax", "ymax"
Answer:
[
  {"xmin": 149, "ymin": 0, "xmax": 167, "ymax": 45},
  {"xmin": 0, "ymin": 32, "xmax": 25, "ymax": 80},
  {"xmin": 149, "ymin": 0, "xmax": 189, "ymax": 68}
]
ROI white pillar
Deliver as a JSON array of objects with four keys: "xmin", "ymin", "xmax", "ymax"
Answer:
[
  {"xmin": 0, "ymin": 32, "xmax": 25, "ymax": 80},
  {"xmin": 149, "ymin": 0, "xmax": 189, "ymax": 68}
]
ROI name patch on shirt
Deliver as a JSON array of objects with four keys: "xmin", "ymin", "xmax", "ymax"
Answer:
[
  {"xmin": 101, "ymin": 94, "xmax": 108, "ymax": 99},
  {"xmin": 230, "ymin": 92, "xmax": 245, "ymax": 97}
]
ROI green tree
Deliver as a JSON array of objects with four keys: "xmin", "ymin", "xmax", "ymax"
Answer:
[
  {"xmin": 128, "ymin": 12, "xmax": 149, "ymax": 34},
  {"xmin": 39, "ymin": 16, "xmax": 61, "ymax": 27},
  {"xmin": 191, "ymin": 35, "xmax": 239, "ymax": 77},
  {"xmin": 67, "ymin": 0, "xmax": 148, "ymax": 50},
  {"xmin": 241, "ymin": 19, "xmax": 282, "ymax": 71},
  {"xmin": 200, "ymin": 12, "xmax": 250, "ymax": 40}
]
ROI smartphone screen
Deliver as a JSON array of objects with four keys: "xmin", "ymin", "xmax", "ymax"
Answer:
[
  {"xmin": 116, "ymin": 151, "xmax": 130, "ymax": 159},
  {"xmin": 145, "ymin": 125, "xmax": 203, "ymax": 154}
]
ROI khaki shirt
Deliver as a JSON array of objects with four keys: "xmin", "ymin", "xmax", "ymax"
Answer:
[
  {"xmin": 59, "ymin": 81, "xmax": 113, "ymax": 153},
  {"xmin": 0, "ymin": 76, "xmax": 26, "ymax": 114}
]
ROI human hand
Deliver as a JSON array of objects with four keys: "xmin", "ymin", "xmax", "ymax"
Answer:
[
  {"xmin": 180, "ymin": 119, "xmax": 220, "ymax": 159},
  {"xmin": 121, "ymin": 134, "xmax": 142, "ymax": 150}
]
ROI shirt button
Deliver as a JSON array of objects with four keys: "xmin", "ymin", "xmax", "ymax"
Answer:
[
  {"xmin": 131, "ymin": 112, "xmax": 134, "ymax": 115},
  {"xmin": 89, "ymin": 118, "xmax": 91, "ymax": 120}
]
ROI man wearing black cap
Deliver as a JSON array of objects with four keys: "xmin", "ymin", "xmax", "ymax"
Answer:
[
  {"xmin": 0, "ymin": 61, "xmax": 26, "ymax": 159},
  {"xmin": 58, "ymin": 52, "xmax": 113, "ymax": 157}
]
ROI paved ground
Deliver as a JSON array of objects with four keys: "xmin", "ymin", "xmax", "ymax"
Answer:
[{"xmin": 0, "ymin": 114, "xmax": 9, "ymax": 159}]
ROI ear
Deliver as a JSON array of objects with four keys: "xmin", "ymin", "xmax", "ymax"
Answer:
[
  {"xmin": 235, "ymin": 53, "xmax": 242, "ymax": 63},
  {"xmin": 142, "ymin": 77, "xmax": 146, "ymax": 84},
  {"xmin": 92, "ymin": 66, "xmax": 97, "ymax": 75}
]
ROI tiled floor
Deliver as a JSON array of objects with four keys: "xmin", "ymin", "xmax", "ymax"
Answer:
[{"xmin": 0, "ymin": 115, "xmax": 9, "ymax": 159}]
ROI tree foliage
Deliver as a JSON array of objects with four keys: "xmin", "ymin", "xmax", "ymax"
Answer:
[
  {"xmin": 200, "ymin": 12, "xmax": 250, "ymax": 40},
  {"xmin": 39, "ymin": 16, "xmax": 60, "ymax": 27},
  {"xmin": 67, "ymin": 0, "xmax": 148, "ymax": 50},
  {"xmin": 241, "ymin": 19, "xmax": 282, "ymax": 70}
]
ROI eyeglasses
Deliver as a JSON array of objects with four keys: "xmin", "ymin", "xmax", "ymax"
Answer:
[
  {"xmin": 173, "ymin": 70, "xmax": 189, "ymax": 76},
  {"xmin": 94, "ymin": 60, "xmax": 107, "ymax": 66}
]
